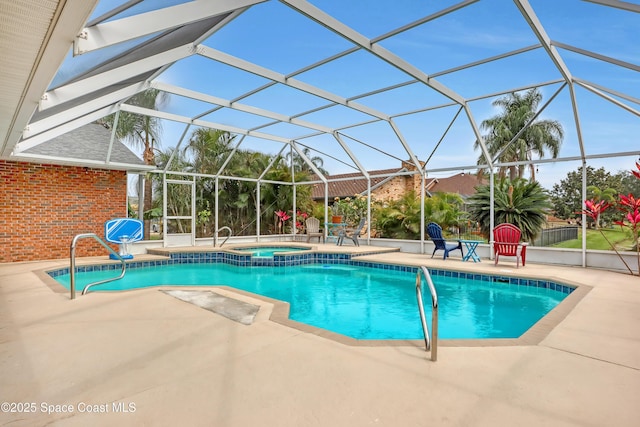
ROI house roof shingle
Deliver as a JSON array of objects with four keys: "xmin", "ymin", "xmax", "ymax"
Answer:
[{"xmin": 23, "ymin": 123, "xmax": 146, "ymax": 169}]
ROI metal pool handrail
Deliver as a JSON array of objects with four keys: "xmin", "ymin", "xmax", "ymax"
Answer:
[
  {"xmin": 214, "ymin": 226, "xmax": 233, "ymax": 247},
  {"xmin": 70, "ymin": 233, "xmax": 126, "ymax": 299},
  {"xmin": 416, "ymin": 266, "xmax": 438, "ymax": 361}
]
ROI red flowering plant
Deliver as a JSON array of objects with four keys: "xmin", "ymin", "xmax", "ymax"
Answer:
[
  {"xmin": 293, "ymin": 210, "xmax": 309, "ymax": 233},
  {"xmin": 579, "ymin": 162, "xmax": 640, "ymax": 276},
  {"xmin": 275, "ymin": 210, "xmax": 310, "ymax": 234},
  {"xmin": 614, "ymin": 163, "xmax": 640, "ymax": 274},
  {"xmin": 274, "ymin": 210, "xmax": 291, "ymax": 234},
  {"xmin": 633, "ymin": 161, "xmax": 640, "ymax": 180}
]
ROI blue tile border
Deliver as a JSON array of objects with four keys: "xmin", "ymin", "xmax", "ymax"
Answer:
[{"xmin": 47, "ymin": 251, "xmax": 575, "ymax": 296}]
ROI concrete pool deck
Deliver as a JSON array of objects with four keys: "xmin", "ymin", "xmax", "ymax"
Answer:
[{"xmin": 1, "ymin": 244, "xmax": 639, "ymax": 426}]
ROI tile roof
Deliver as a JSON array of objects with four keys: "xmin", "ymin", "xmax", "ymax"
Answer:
[
  {"xmin": 427, "ymin": 173, "xmax": 485, "ymax": 198},
  {"xmin": 312, "ymin": 168, "xmax": 484, "ymax": 201},
  {"xmin": 311, "ymin": 168, "xmax": 404, "ymax": 200}
]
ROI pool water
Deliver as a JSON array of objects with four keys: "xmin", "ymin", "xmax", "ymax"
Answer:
[
  {"xmin": 54, "ymin": 263, "xmax": 569, "ymax": 340},
  {"xmin": 233, "ymin": 247, "xmax": 309, "ymax": 258}
]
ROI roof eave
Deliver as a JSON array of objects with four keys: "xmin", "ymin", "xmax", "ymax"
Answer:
[{"xmin": 9, "ymin": 153, "xmax": 153, "ymax": 172}]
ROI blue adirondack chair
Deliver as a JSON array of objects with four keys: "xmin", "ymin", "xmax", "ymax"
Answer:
[{"xmin": 426, "ymin": 222, "xmax": 463, "ymax": 260}]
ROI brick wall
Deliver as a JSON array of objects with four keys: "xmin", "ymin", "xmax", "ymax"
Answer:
[
  {"xmin": 0, "ymin": 160, "xmax": 127, "ymax": 262},
  {"xmin": 371, "ymin": 160, "xmax": 424, "ymax": 201},
  {"xmin": 372, "ymin": 177, "xmax": 408, "ymax": 201}
]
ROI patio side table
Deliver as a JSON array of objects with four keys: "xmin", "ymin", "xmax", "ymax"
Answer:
[{"xmin": 459, "ymin": 239, "xmax": 482, "ymax": 262}]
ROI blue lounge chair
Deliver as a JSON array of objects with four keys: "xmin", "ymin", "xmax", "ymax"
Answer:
[{"xmin": 426, "ymin": 222, "xmax": 463, "ymax": 260}]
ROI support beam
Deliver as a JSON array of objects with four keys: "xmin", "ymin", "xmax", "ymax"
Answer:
[
  {"xmin": 513, "ymin": 0, "xmax": 587, "ymax": 161},
  {"xmin": 333, "ymin": 133, "xmax": 370, "ymax": 180},
  {"xmin": 388, "ymin": 120, "xmax": 423, "ymax": 175},
  {"xmin": 582, "ymin": 0, "xmax": 640, "ymax": 13},
  {"xmin": 463, "ymin": 104, "xmax": 493, "ymax": 170},
  {"xmin": 40, "ymin": 45, "xmax": 195, "ymax": 110},
  {"xmin": 552, "ymin": 41, "xmax": 640, "ymax": 73},
  {"xmin": 75, "ymin": 0, "xmax": 265, "ymax": 54},
  {"xmin": 119, "ymin": 104, "xmax": 292, "ymax": 144},
  {"xmin": 16, "ymin": 105, "xmax": 119, "ymax": 152},
  {"xmin": 513, "ymin": 0, "xmax": 573, "ymax": 83},
  {"xmin": 290, "ymin": 142, "xmax": 329, "ymax": 183},
  {"xmin": 25, "ymin": 81, "xmax": 148, "ymax": 138},
  {"xmin": 152, "ymin": 81, "xmax": 336, "ymax": 135},
  {"xmin": 280, "ymin": 0, "xmax": 467, "ymax": 106},
  {"xmin": 574, "ymin": 80, "xmax": 640, "ymax": 118},
  {"xmin": 198, "ymin": 46, "xmax": 390, "ymax": 121}
]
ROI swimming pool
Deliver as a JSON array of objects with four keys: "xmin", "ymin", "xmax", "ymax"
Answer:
[
  {"xmin": 50, "ymin": 256, "xmax": 574, "ymax": 340},
  {"xmin": 232, "ymin": 246, "xmax": 310, "ymax": 258}
]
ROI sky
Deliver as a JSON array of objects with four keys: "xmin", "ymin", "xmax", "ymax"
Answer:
[{"xmin": 72, "ymin": 0, "xmax": 640, "ymax": 191}]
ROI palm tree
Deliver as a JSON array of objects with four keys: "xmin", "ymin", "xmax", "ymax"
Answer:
[
  {"xmin": 424, "ymin": 192, "xmax": 466, "ymax": 230},
  {"xmin": 183, "ymin": 128, "xmax": 235, "ymax": 174},
  {"xmin": 286, "ymin": 146, "xmax": 329, "ymax": 176},
  {"xmin": 373, "ymin": 191, "xmax": 423, "ymax": 239},
  {"xmin": 474, "ymin": 88, "xmax": 563, "ymax": 181},
  {"xmin": 102, "ymin": 89, "xmax": 169, "ymax": 239},
  {"xmin": 467, "ymin": 177, "xmax": 550, "ymax": 242}
]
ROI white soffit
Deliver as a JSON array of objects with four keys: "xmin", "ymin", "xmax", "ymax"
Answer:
[{"xmin": 0, "ymin": 0, "xmax": 99, "ymax": 157}]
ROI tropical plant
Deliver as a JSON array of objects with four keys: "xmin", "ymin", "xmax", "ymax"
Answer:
[
  {"xmin": 579, "ymin": 199, "xmax": 635, "ymax": 275},
  {"xmin": 576, "ymin": 162, "xmax": 640, "ymax": 275},
  {"xmin": 373, "ymin": 192, "xmax": 422, "ymax": 239},
  {"xmin": 274, "ymin": 210, "xmax": 291, "ymax": 234},
  {"xmin": 586, "ymin": 185, "xmax": 617, "ymax": 228},
  {"xmin": 371, "ymin": 191, "xmax": 465, "ymax": 240},
  {"xmin": 467, "ymin": 177, "xmax": 550, "ymax": 242},
  {"xmin": 424, "ymin": 192, "xmax": 466, "ymax": 230},
  {"xmin": 474, "ymin": 88, "xmax": 563, "ymax": 181},
  {"xmin": 331, "ymin": 197, "xmax": 343, "ymax": 216},
  {"xmin": 263, "ymin": 162, "xmax": 314, "ymax": 225},
  {"xmin": 332, "ymin": 195, "xmax": 368, "ymax": 226},
  {"xmin": 183, "ymin": 128, "xmax": 235, "ymax": 174},
  {"xmin": 292, "ymin": 210, "xmax": 309, "ymax": 233},
  {"xmin": 615, "ymin": 194, "xmax": 639, "ymax": 248},
  {"xmin": 197, "ymin": 201, "xmax": 212, "ymax": 237}
]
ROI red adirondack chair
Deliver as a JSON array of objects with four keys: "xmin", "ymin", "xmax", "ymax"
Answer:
[{"xmin": 493, "ymin": 223, "xmax": 528, "ymax": 268}]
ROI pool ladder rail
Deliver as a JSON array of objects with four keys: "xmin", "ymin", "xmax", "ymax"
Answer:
[
  {"xmin": 69, "ymin": 233, "xmax": 126, "ymax": 300},
  {"xmin": 214, "ymin": 226, "xmax": 233, "ymax": 247},
  {"xmin": 416, "ymin": 266, "xmax": 438, "ymax": 361}
]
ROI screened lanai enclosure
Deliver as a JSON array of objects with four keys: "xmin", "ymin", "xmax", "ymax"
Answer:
[{"xmin": 1, "ymin": 0, "xmax": 639, "ymax": 258}]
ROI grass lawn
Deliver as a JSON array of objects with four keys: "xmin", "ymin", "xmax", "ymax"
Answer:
[{"xmin": 552, "ymin": 228, "xmax": 636, "ymax": 251}]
